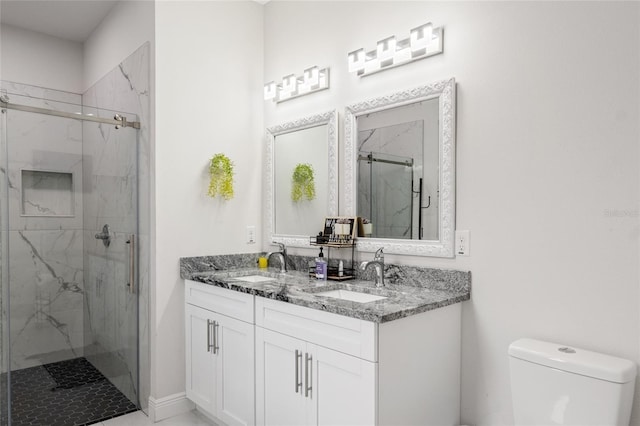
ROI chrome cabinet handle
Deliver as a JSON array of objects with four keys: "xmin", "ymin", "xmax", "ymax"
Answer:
[
  {"xmin": 295, "ymin": 350, "xmax": 302, "ymax": 393},
  {"xmin": 305, "ymin": 353, "xmax": 312, "ymax": 398},
  {"xmin": 213, "ymin": 321, "xmax": 219, "ymax": 354},
  {"xmin": 207, "ymin": 319, "xmax": 214, "ymax": 352}
]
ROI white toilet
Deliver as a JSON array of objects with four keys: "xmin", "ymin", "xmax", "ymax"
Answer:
[{"xmin": 509, "ymin": 338, "xmax": 637, "ymax": 425}]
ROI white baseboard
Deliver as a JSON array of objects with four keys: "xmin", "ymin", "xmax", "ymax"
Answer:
[{"xmin": 148, "ymin": 392, "xmax": 195, "ymax": 422}]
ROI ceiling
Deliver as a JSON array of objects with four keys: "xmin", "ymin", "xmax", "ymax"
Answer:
[
  {"xmin": 0, "ymin": 0, "xmax": 118, "ymax": 43},
  {"xmin": 0, "ymin": 1, "xmax": 273, "ymax": 43}
]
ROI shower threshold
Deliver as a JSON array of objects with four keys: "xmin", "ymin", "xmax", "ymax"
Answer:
[{"xmin": 1, "ymin": 357, "xmax": 137, "ymax": 426}]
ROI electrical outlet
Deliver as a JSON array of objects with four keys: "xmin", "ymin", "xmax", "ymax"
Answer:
[
  {"xmin": 455, "ymin": 230, "xmax": 470, "ymax": 256},
  {"xmin": 246, "ymin": 225, "xmax": 256, "ymax": 244}
]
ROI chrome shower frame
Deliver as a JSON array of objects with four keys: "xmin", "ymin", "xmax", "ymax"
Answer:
[{"xmin": 0, "ymin": 96, "xmax": 140, "ymax": 129}]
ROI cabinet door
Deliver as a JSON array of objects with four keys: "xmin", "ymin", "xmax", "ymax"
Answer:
[
  {"xmin": 185, "ymin": 304, "xmax": 215, "ymax": 413},
  {"xmin": 256, "ymin": 327, "xmax": 309, "ymax": 426},
  {"xmin": 215, "ymin": 314, "xmax": 255, "ymax": 426},
  {"xmin": 311, "ymin": 343, "xmax": 377, "ymax": 426}
]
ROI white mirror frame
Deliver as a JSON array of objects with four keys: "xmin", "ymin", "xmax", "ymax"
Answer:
[
  {"xmin": 344, "ymin": 78, "xmax": 456, "ymax": 257},
  {"xmin": 266, "ymin": 110, "xmax": 338, "ymax": 248}
]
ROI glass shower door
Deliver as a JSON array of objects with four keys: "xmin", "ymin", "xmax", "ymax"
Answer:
[
  {"xmin": 81, "ymin": 105, "xmax": 139, "ymax": 408},
  {"xmin": 0, "ymin": 93, "xmax": 9, "ymax": 426},
  {"xmin": 0, "ymin": 89, "xmax": 139, "ymax": 425}
]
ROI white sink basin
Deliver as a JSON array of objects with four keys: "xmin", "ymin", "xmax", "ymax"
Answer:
[
  {"xmin": 232, "ymin": 275, "xmax": 274, "ymax": 283},
  {"xmin": 315, "ymin": 289, "xmax": 387, "ymax": 303}
]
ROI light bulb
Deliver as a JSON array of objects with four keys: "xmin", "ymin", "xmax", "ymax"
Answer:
[
  {"xmin": 263, "ymin": 81, "xmax": 277, "ymax": 100},
  {"xmin": 376, "ymin": 36, "xmax": 396, "ymax": 67},
  {"xmin": 281, "ymin": 74, "xmax": 297, "ymax": 95},
  {"xmin": 348, "ymin": 49, "xmax": 365, "ymax": 73},
  {"xmin": 410, "ymin": 23, "xmax": 433, "ymax": 57}
]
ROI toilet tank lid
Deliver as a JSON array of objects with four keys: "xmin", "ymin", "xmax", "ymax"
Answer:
[{"xmin": 509, "ymin": 338, "xmax": 637, "ymax": 384}]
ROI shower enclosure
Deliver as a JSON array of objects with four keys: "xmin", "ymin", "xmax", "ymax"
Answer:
[{"xmin": 0, "ymin": 84, "xmax": 140, "ymax": 425}]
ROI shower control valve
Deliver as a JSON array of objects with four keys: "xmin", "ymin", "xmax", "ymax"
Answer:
[{"xmin": 94, "ymin": 224, "xmax": 111, "ymax": 247}]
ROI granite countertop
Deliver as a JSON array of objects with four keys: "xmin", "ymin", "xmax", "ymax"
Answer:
[{"xmin": 182, "ymin": 267, "xmax": 470, "ymax": 323}]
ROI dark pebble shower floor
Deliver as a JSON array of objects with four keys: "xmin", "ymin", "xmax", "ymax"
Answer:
[{"xmin": 1, "ymin": 357, "xmax": 136, "ymax": 426}]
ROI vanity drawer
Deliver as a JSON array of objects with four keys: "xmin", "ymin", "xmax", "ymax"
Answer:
[
  {"xmin": 255, "ymin": 297, "xmax": 378, "ymax": 362},
  {"xmin": 185, "ymin": 280, "xmax": 254, "ymax": 323}
]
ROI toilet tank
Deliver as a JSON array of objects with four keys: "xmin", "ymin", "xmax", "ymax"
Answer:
[{"xmin": 509, "ymin": 338, "xmax": 636, "ymax": 426}]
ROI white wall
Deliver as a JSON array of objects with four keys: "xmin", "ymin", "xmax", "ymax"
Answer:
[
  {"xmin": 155, "ymin": 0, "xmax": 264, "ymax": 405},
  {"xmin": 0, "ymin": 24, "xmax": 82, "ymax": 93},
  {"xmin": 264, "ymin": 1, "xmax": 640, "ymax": 424},
  {"xmin": 83, "ymin": 0, "xmax": 154, "ymax": 92}
]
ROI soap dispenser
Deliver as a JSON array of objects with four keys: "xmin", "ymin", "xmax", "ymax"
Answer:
[{"xmin": 315, "ymin": 247, "xmax": 327, "ymax": 280}]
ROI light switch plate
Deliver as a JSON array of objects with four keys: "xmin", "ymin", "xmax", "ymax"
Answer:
[
  {"xmin": 246, "ymin": 225, "xmax": 256, "ymax": 244},
  {"xmin": 455, "ymin": 230, "xmax": 470, "ymax": 256}
]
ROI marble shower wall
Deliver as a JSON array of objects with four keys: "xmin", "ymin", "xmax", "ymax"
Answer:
[
  {"xmin": 82, "ymin": 43, "xmax": 150, "ymax": 411},
  {"xmin": 0, "ymin": 81, "xmax": 85, "ymax": 370}
]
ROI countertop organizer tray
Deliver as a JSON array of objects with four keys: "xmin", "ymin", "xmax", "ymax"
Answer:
[{"xmin": 309, "ymin": 236, "xmax": 356, "ymax": 281}]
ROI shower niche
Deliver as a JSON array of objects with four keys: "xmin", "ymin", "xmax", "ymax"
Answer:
[{"xmin": 21, "ymin": 169, "xmax": 74, "ymax": 217}]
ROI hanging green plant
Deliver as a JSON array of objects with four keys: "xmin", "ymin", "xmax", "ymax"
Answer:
[
  {"xmin": 291, "ymin": 163, "xmax": 316, "ymax": 202},
  {"xmin": 208, "ymin": 153, "xmax": 235, "ymax": 200}
]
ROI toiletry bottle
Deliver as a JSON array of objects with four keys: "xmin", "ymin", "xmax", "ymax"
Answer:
[
  {"xmin": 315, "ymin": 247, "xmax": 327, "ymax": 280},
  {"xmin": 338, "ymin": 260, "xmax": 344, "ymax": 277},
  {"xmin": 321, "ymin": 255, "xmax": 328, "ymax": 280}
]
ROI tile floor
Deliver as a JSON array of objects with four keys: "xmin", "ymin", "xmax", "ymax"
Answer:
[{"xmin": 91, "ymin": 410, "xmax": 217, "ymax": 426}]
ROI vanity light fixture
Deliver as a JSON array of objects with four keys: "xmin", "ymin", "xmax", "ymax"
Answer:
[
  {"xmin": 264, "ymin": 66, "xmax": 330, "ymax": 103},
  {"xmin": 347, "ymin": 22, "xmax": 443, "ymax": 77}
]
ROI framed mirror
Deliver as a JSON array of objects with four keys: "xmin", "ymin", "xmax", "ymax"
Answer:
[
  {"xmin": 266, "ymin": 110, "xmax": 338, "ymax": 247},
  {"xmin": 344, "ymin": 78, "xmax": 456, "ymax": 257}
]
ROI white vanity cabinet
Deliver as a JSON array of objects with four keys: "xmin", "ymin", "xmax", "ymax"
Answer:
[
  {"xmin": 185, "ymin": 280, "xmax": 255, "ymax": 426},
  {"xmin": 184, "ymin": 278, "xmax": 462, "ymax": 426},
  {"xmin": 254, "ymin": 297, "xmax": 461, "ymax": 426},
  {"xmin": 255, "ymin": 326, "xmax": 377, "ymax": 426}
]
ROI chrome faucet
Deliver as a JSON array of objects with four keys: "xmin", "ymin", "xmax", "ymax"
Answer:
[
  {"xmin": 360, "ymin": 247, "xmax": 385, "ymax": 287},
  {"xmin": 266, "ymin": 242, "xmax": 288, "ymax": 273}
]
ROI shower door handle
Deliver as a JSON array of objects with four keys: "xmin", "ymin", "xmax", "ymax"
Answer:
[{"xmin": 126, "ymin": 235, "xmax": 135, "ymax": 294}]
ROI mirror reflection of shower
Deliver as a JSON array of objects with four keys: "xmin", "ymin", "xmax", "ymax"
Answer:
[
  {"xmin": 358, "ymin": 151, "xmax": 427, "ymax": 239},
  {"xmin": 357, "ymin": 115, "xmax": 438, "ymax": 240}
]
